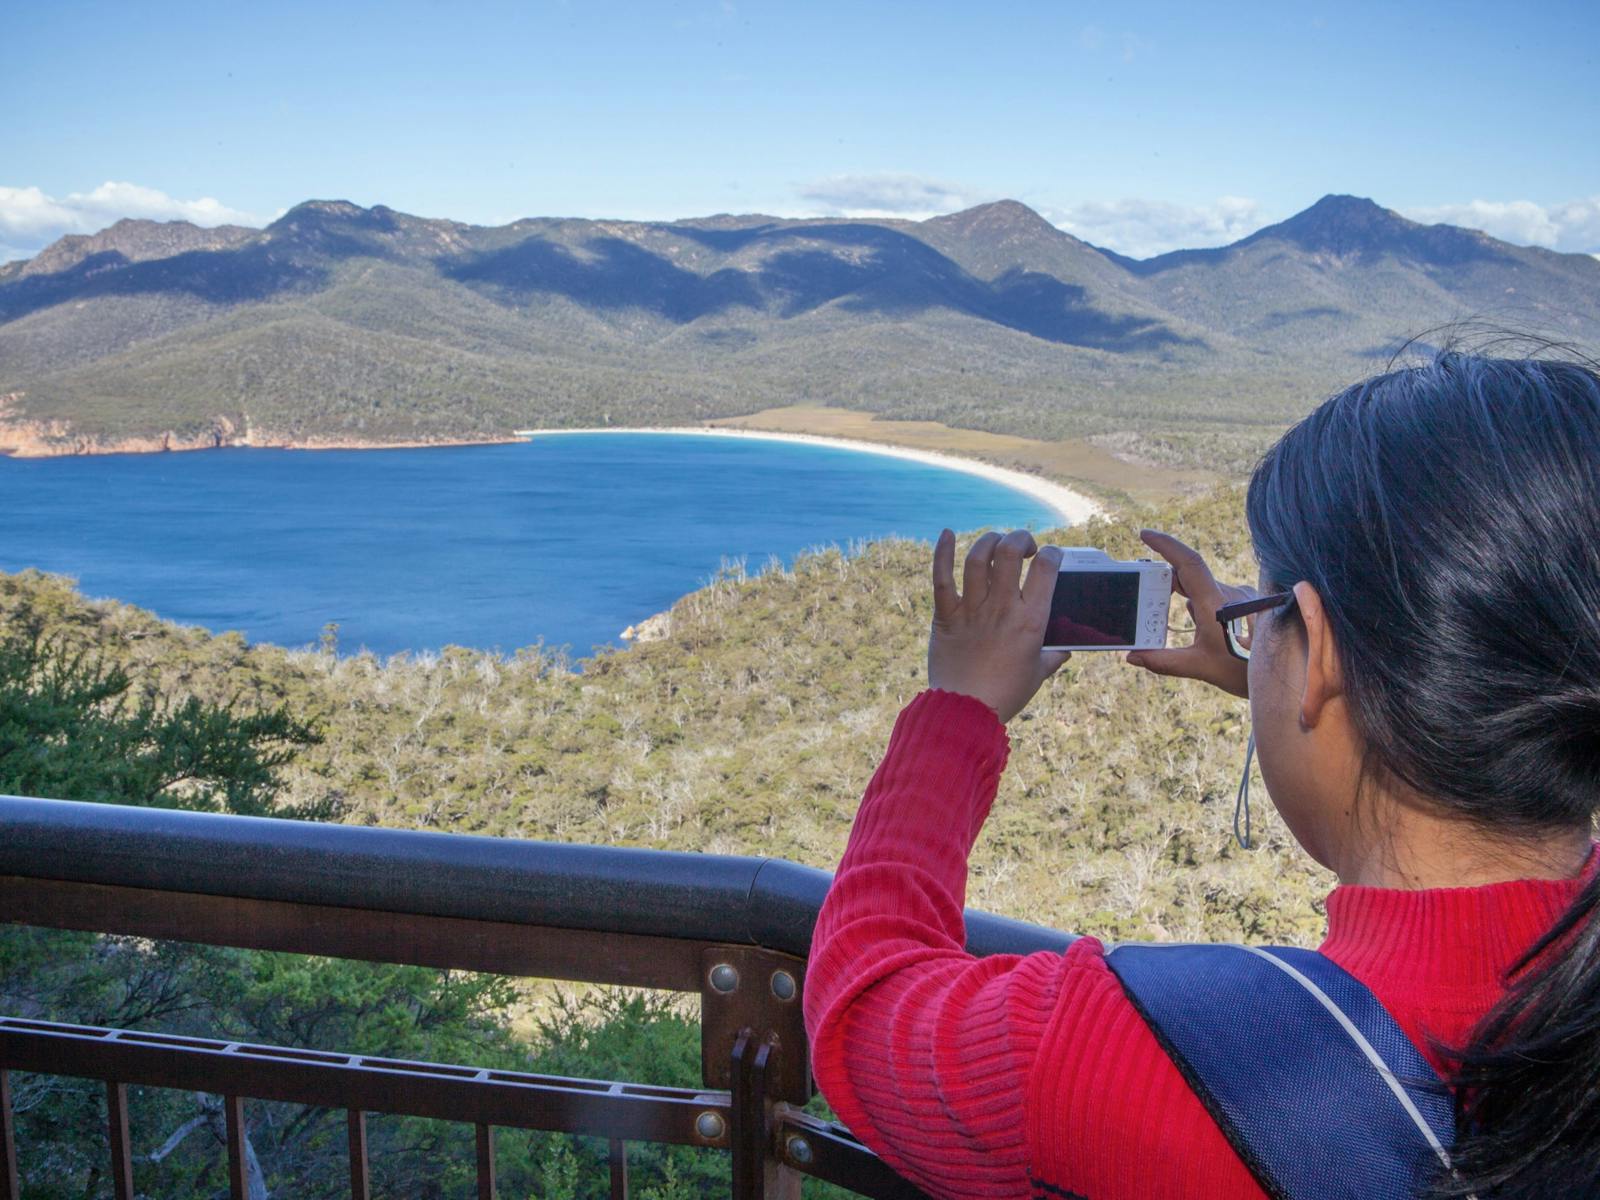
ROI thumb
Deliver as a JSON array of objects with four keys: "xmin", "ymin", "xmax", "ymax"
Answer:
[
  {"xmin": 1125, "ymin": 648, "xmax": 1186, "ymax": 678},
  {"xmin": 1041, "ymin": 649, "xmax": 1073, "ymax": 680}
]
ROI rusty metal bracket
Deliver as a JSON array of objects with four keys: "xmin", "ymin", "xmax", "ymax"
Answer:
[
  {"xmin": 729, "ymin": 1030, "xmax": 801, "ymax": 1200},
  {"xmin": 698, "ymin": 945, "xmax": 811, "ymax": 1104}
]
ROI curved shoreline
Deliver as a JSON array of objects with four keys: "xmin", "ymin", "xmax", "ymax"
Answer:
[
  {"xmin": 516, "ymin": 426, "xmax": 1103, "ymax": 527},
  {"xmin": 0, "ymin": 416, "xmax": 1105, "ymax": 526}
]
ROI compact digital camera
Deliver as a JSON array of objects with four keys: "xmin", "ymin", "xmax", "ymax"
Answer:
[{"xmin": 1041, "ymin": 547, "xmax": 1173, "ymax": 651}]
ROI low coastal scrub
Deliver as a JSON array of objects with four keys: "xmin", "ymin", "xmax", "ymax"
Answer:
[{"xmin": 0, "ymin": 483, "xmax": 1333, "ymax": 1195}]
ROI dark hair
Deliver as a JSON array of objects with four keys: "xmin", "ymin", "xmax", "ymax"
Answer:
[{"xmin": 1245, "ymin": 346, "xmax": 1600, "ymax": 1197}]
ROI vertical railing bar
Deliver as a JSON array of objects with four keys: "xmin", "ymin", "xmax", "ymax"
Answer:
[
  {"xmin": 105, "ymin": 1081, "xmax": 134, "ymax": 1200},
  {"xmin": 475, "ymin": 1123, "xmax": 496, "ymax": 1200},
  {"xmin": 729, "ymin": 1030, "xmax": 757, "ymax": 1200},
  {"xmin": 348, "ymin": 1109, "xmax": 370, "ymax": 1200},
  {"xmin": 0, "ymin": 1070, "xmax": 19, "ymax": 1200},
  {"xmin": 749, "ymin": 1038, "xmax": 778, "ymax": 1200},
  {"xmin": 104, "ymin": 1080, "xmax": 136, "ymax": 1200},
  {"xmin": 752, "ymin": 1040, "xmax": 800, "ymax": 1200},
  {"xmin": 609, "ymin": 1137, "xmax": 628, "ymax": 1200},
  {"xmin": 225, "ymin": 1095, "xmax": 248, "ymax": 1200}
]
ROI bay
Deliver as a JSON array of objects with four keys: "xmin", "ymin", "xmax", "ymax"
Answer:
[{"xmin": 0, "ymin": 434, "xmax": 1065, "ymax": 662}]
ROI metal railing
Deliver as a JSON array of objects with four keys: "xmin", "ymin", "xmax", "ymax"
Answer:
[{"xmin": 0, "ymin": 794, "xmax": 1073, "ymax": 1199}]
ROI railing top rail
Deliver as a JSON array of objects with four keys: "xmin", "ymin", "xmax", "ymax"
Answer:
[{"xmin": 0, "ymin": 795, "xmax": 1073, "ymax": 959}]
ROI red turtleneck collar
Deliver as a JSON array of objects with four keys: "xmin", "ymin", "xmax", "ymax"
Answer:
[{"xmin": 1319, "ymin": 840, "xmax": 1599, "ymax": 1050}]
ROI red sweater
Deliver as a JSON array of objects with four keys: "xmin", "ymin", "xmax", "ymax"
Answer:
[{"xmin": 803, "ymin": 688, "xmax": 1599, "ymax": 1200}]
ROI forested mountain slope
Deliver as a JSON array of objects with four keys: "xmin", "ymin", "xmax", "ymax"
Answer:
[{"xmin": 3, "ymin": 195, "xmax": 1593, "ymax": 465}]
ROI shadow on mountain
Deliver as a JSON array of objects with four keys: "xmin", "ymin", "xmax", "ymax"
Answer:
[
  {"xmin": 452, "ymin": 223, "xmax": 1191, "ymax": 350},
  {"xmin": 0, "ymin": 245, "xmax": 327, "ymax": 325},
  {"xmin": 755, "ymin": 248, "xmax": 881, "ymax": 316},
  {"xmin": 1252, "ymin": 306, "xmax": 1350, "ymax": 332},
  {"xmin": 980, "ymin": 270, "xmax": 1191, "ymax": 350},
  {"xmin": 446, "ymin": 237, "xmax": 764, "ymax": 322},
  {"xmin": 665, "ymin": 224, "xmax": 785, "ymax": 252}
]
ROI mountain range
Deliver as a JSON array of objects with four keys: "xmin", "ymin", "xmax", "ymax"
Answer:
[{"xmin": 1, "ymin": 194, "xmax": 1595, "ymax": 464}]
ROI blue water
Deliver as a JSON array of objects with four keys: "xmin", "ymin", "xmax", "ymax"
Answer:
[{"xmin": 0, "ymin": 435, "xmax": 1064, "ymax": 662}]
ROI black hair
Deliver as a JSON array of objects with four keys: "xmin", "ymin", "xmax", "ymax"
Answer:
[{"xmin": 1244, "ymin": 343, "xmax": 1600, "ymax": 1197}]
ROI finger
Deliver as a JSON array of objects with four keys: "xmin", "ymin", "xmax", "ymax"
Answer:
[
  {"xmin": 987, "ymin": 529, "xmax": 1036, "ymax": 606},
  {"xmin": 932, "ymin": 529, "xmax": 958, "ymax": 622},
  {"xmin": 1022, "ymin": 542, "xmax": 1062, "ymax": 616},
  {"xmin": 1124, "ymin": 647, "xmax": 1196, "ymax": 678},
  {"xmin": 1040, "ymin": 648, "xmax": 1073, "ymax": 680},
  {"xmin": 1139, "ymin": 529, "xmax": 1222, "ymax": 610},
  {"xmin": 962, "ymin": 531, "xmax": 1004, "ymax": 605}
]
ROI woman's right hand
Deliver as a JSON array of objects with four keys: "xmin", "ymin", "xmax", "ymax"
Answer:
[{"xmin": 1124, "ymin": 529, "xmax": 1252, "ymax": 699}]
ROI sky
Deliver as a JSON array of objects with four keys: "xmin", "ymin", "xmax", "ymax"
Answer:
[{"xmin": 3, "ymin": 0, "xmax": 1598, "ymax": 262}]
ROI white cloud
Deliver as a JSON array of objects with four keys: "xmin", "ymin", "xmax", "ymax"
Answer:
[
  {"xmin": 1043, "ymin": 196, "xmax": 1267, "ymax": 259},
  {"xmin": 794, "ymin": 173, "xmax": 989, "ymax": 221},
  {"xmin": 0, "ymin": 182, "xmax": 261, "ymax": 262},
  {"xmin": 1401, "ymin": 196, "xmax": 1600, "ymax": 255}
]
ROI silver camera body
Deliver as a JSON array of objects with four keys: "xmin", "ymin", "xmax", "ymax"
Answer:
[{"xmin": 1041, "ymin": 547, "xmax": 1173, "ymax": 651}]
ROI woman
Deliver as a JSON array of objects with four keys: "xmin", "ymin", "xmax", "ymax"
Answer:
[{"xmin": 803, "ymin": 350, "xmax": 1600, "ymax": 1199}]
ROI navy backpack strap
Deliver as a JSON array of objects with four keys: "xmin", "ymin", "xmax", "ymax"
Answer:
[{"xmin": 1104, "ymin": 942, "xmax": 1461, "ymax": 1200}]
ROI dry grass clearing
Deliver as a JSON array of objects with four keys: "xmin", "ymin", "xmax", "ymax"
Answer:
[{"xmin": 705, "ymin": 404, "xmax": 1220, "ymax": 507}]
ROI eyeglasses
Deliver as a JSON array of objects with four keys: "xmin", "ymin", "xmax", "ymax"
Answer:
[
  {"xmin": 1213, "ymin": 589, "xmax": 1295, "ymax": 847},
  {"xmin": 1214, "ymin": 590, "xmax": 1296, "ymax": 661}
]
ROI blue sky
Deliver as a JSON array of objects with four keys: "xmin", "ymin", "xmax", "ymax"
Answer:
[{"xmin": 3, "ymin": 0, "xmax": 1597, "ymax": 261}]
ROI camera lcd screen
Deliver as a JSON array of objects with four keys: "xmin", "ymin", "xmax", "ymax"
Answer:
[{"xmin": 1045, "ymin": 571, "xmax": 1140, "ymax": 646}]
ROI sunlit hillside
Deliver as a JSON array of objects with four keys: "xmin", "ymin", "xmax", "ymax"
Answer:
[{"xmin": 0, "ymin": 483, "xmax": 1332, "ymax": 948}]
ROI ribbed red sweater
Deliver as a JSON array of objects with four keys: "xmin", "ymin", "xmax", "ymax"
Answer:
[{"xmin": 803, "ymin": 688, "xmax": 1599, "ymax": 1200}]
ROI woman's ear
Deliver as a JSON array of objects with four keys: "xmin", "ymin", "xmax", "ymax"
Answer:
[{"xmin": 1292, "ymin": 580, "xmax": 1343, "ymax": 729}]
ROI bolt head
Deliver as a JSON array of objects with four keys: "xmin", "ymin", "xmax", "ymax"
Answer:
[
  {"xmin": 695, "ymin": 1111, "xmax": 726, "ymax": 1140},
  {"xmin": 708, "ymin": 963, "xmax": 739, "ymax": 993},
  {"xmin": 770, "ymin": 969, "xmax": 797, "ymax": 1001},
  {"xmin": 786, "ymin": 1134, "xmax": 814, "ymax": 1165}
]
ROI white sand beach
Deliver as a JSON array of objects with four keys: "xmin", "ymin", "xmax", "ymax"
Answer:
[{"xmin": 513, "ymin": 426, "xmax": 1104, "ymax": 528}]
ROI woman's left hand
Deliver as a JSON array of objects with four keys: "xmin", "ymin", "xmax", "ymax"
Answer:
[{"xmin": 928, "ymin": 528, "xmax": 1072, "ymax": 725}]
